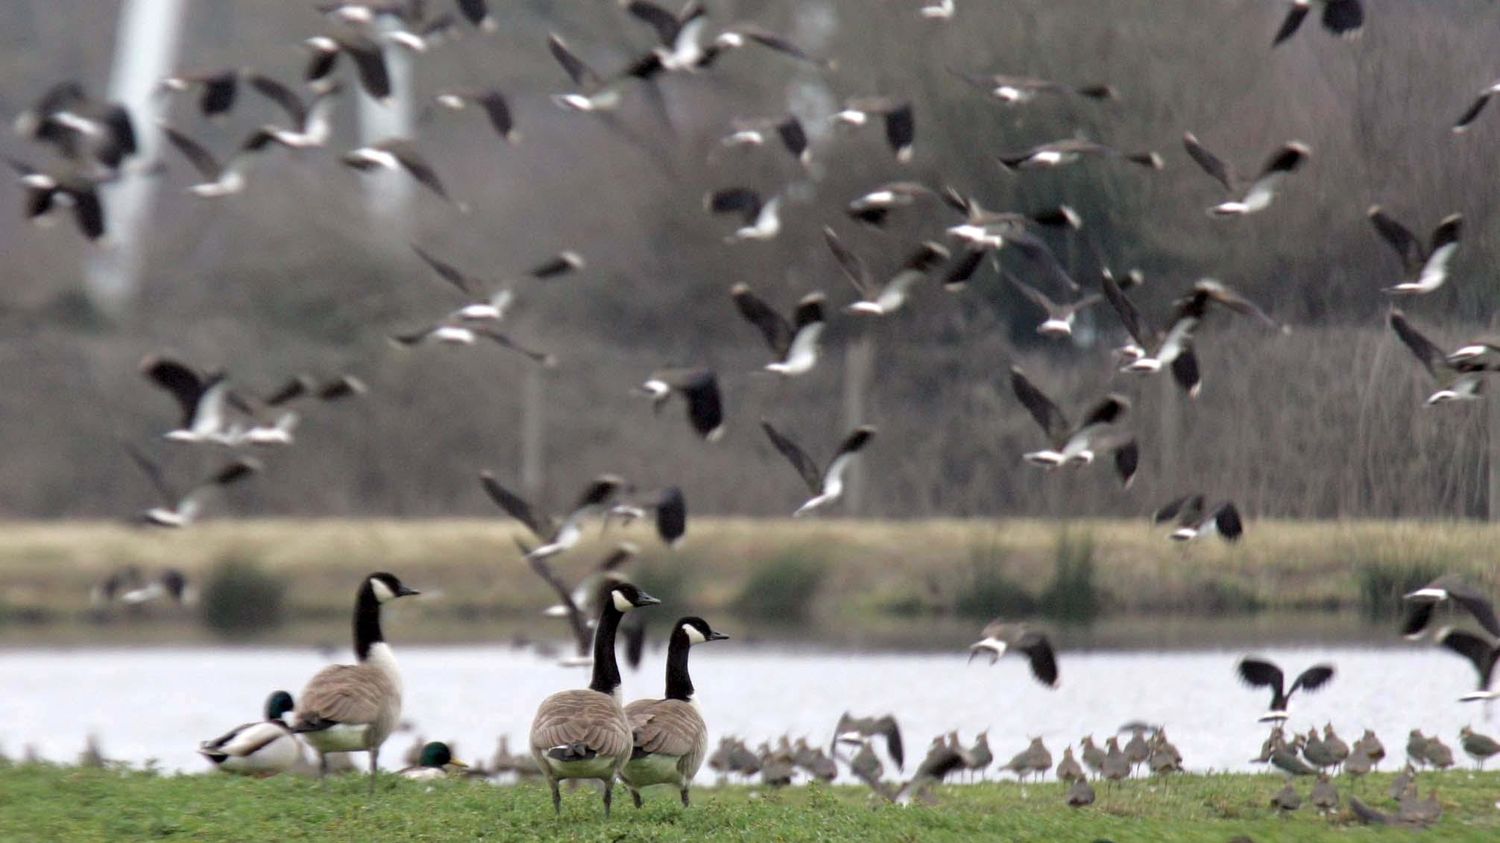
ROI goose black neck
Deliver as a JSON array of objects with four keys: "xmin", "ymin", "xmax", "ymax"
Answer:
[
  {"xmin": 664, "ymin": 627, "xmax": 695, "ymax": 701},
  {"xmin": 354, "ymin": 581, "xmax": 384, "ymax": 662},
  {"xmin": 589, "ymin": 601, "xmax": 625, "ymax": 695}
]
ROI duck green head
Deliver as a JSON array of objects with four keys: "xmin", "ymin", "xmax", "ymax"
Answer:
[
  {"xmin": 264, "ymin": 690, "xmax": 295, "ymax": 722},
  {"xmin": 420, "ymin": 741, "xmax": 466, "ymax": 770}
]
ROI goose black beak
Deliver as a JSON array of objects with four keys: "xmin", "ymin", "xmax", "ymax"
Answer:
[
  {"xmin": 635, "ymin": 590, "xmax": 662, "ymax": 607},
  {"xmin": 709, "ymin": 631, "xmax": 731, "ymax": 641},
  {"xmin": 397, "ymin": 585, "xmax": 421, "ymax": 597}
]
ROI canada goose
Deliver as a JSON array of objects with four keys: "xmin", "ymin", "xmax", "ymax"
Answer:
[
  {"xmin": 1369, "ymin": 208, "xmax": 1463, "ymax": 295},
  {"xmin": 293, "ymin": 572, "xmax": 421, "ymax": 793},
  {"xmin": 833, "ymin": 713, "xmax": 905, "ymax": 771},
  {"xmin": 397, "ymin": 741, "xmax": 468, "ymax": 780},
  {"xmin": 1009, "ymin": 367, "xmax": 1135, "ymax": 484},
  {"xmin": 303, "ymin": 33, "xmax": 391, "ymax": 102},
  {"xmin": 120, "ymin": 567, "xmax": 194, "ymax": 605},
  {"xmin": 1460, "ymin": 726, "xmax": 1500, "ymax": 768},
  {"xmin": 390, "ymin": 322, "xmax": 555, "ymax": 365},
  {"xmin": 531, "ymin": 581, "xmax": 660, "ymax": 816},
  {"xmin": 431, "ymin": 88, "xmax": 516, "ymax": 144},
  {"xmin": 1436, "ymin": 628, "xmax": 1500, "ymax": 702},
  {"xmin": 343, "ymin": 138, "xmax": 460, "ymax": 207},
  {"xmin": 949, "ymin": 68, "xmax": 1115, "ymax": 104},
  {"xmin": 479, "ymin": 472, "xmax": 626, "ymax": 560},
  {"xmin": 831, "ymin": 98, "xmax": 914, "ymax": 162},
  {"xmin": 968, "ymin": 619, "xmax": 1059, "ymax": 688},
  {"xmin": 997, "ymin": 138, "xmax": 1162, "ymax": 171},
  {"xmin": 1270, "ymin": 781, "xmax": 1302, "ymax": 812},
  {"xmin": 635, "ymin": 368, "xmax": 724, "ymax": 441},
  {"xmin": 619, "ymin": 616, "xmax": 729, "ymax": 807},
  {"xmin": 157, "ymin": 68, "xmax": 242, "ymax": 118},
  {"xmin": 1236, "ymin": 656, "xmax": 1335, "ymax": 722},
  {"xmin": 1272, "ymin": 0, "xmax": 1364, "ymax": 47},
  {"xmin": 607, "ymin": 487, "xmax": 688, "ymax": 548},
  {"xmin": 1182, "ymin": 133, "xmax": 1310, "ymax": 216},
  {"xmin": 706, "ymin": 188, "xmax": 781, "ymax": 242},
  {"xmin": 731, "ymin": 286, "xmax": 825, "ymax": 376},
  {"xmin": 1152, "ymin": 494, "xmax": 1244, "ymax": 543},
  {"xmin": 546, "ymin": 34, "xmax": 622, "ymax": 113},
  {"xmin": 1453, "ymin": 79, "xmax": 1500, "ymax": 133},
  {"xmin": 824, "ymin": 227, "xmax": 948, "ymax": 316},
  {"xmin": 761, "ymin": 421, "xmax": 876, "ymax": 517},
  {"xmin": 199, "ymin": 690, "xmax": 303, "ymax": 775},
  {"xmin": 1401, "ymin": 574, "xmax": 1500, "ymax": 639},
  {"xmin": 247, "ymin": 75, "xmax": 339, "ymax": 149},
  {"xmin": 1389, "ymin": 310, "xmax": 1487, "ymax": 405},
  {"xmin": 1008, "ymin": 273, "xmax": 1101, "ymax": 338},
  {"xmin": 5, "ymin": 158, "xmax": 107, "ymax": 240},
  {"xmin": 159, "ymin": 125, "xmax": 269, "ymax": 198},
  {"xmin": 718, "ymin": 115, "xmax": 809, "ymax": 165},
  {"xmin": 125, "ymin": 446, "xmax": 260, "ymax": 528}
]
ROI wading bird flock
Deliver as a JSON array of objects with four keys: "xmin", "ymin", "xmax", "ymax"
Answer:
[{"xmin": 9, "ymin": 0, "xmax": 1500, "ymax": 826}]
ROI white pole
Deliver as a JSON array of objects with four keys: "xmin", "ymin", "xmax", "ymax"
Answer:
[
  {"xmin": 84, "ymin": 0, "xmax": 189, "ymax": 316},
  {"xmin": 357, "ymin": 20, "xmax": 413, "ymax": 234}
]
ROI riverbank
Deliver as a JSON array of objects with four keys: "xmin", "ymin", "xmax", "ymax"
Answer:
[
  {"xmin": 1, "ymin": 764, "xmax": 1496, "ymax": 842},
  {"xmin": 0, "ymin": 518, "xmax": 1483, "ymax": 647}
]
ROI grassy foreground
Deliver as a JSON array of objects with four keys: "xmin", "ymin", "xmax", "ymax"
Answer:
[{"xmin": 2, "ymin": 765, "xmax": 1499, "ymax": 843}]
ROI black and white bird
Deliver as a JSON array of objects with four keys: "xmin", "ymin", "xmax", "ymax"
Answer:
[
  {"xmin": 1436, "ymin": 629, "xmax": 1500, "ymax": 702},
  {"xmin": 717, "ymin": 115, "xmax": 809, "ymax": 165},
  {"xmin": 1152, "ymin": 494, "xmax": 1244, "ymax": 543},
  {"xmin": 536, "ymin": 544, "xmax": 638, "ymax": 667},
  {"xmin": 1008, "ymin": 273, "xmax": 1101, "ymax": 338},
  {"xmin": 635, "ymin": 368, "xmax": 725, "ymax": 441},
  {"xmin": 157, "ymin": 68, "xmax": 243, "ymax": 119},
  {"xmin": 6, "ymin": 158, "xmax": 107, "ymax": 240},
  {"xmin": 942, "ymin": 191, "xmax": 1081, "ymax": 292},
  {"xmin": 1010, "ymin": 367, "xmax": 1136, "ymax": 485},
  {"xmin": 1108, "ymin": 278, "xmax": 1278, "ymax": 397},
  {"xmin": 259, "ymin": 374, "xmax": 367, "ymax": 408},
  {"xmin": 968, "ymin": 620, "xmax": 1060, "ymax": 688},
  {"xmin": 761, "ymin": 421, "xmax": 876, "ymax": 517},
  {"xmin": 831, "ymin": 98, "xmax": 914, "ymax": 162},
  {"xmin": 607, "ymin": 487, "xmax": 688, "ymax": 549},
  {"xmin": 159, "ymin": 125, "xmax": 269, "ymax": 198},
  {"xmin": 824, "ymin": 227, "xmax": 948, "ymax": 316},
  {"xmin": 832, "ymin": 713, "xmax": 904, "ymax": 771},
  {"xmin": 1236, "ymin": 657, "xmax": 1335, "ymax": 722},
  {"xmin": 390, "ymin": 322, "xmax": 555, "ymax": 365},
  {"xmin": 248, "ymin": 75, "xmax": 339, "ymax": 149},
  {"xmin": 949, "ymin": 68, "xmax": 1115, "ymax": 105},
  {"xmin": 730, "ymin": 285, "xmax": 825, "ymax": 376},
  {"xmin": 1369, "ymin": 208, "xmax": 1463, "ymax": 295},
  {"xmin": 920, "ymin": 0, "xmax": 955, "ymax": 19},
  {"xmin": 623, "ymin": 0, "xmax": 711, "ymax": 72},
  {"xmin": 997, "ymin": 138, "xmax": 1162, "ymax": 171},
  {"xmin": 343, "ymin": 138, "xmax": 460, "ymax": 207},
  {"xmin": 431, "ymin": 88, "xmax": 516, "ymax": 144},
  {"xmin": 1182, "ymin": 133, "xmax": 1311, "ymax": 217},
  {"xmin": 844, "ymin": 181, "xmax": 948, "ymax": 228},
  {"xmin": 304, "ymin": 33, "xmax": 391, "ymax": 102},
  {"xmin": 1389, "ymin": 310, "xmax": 1486, "ymax": 406},
  {"xmin": 120, "ymin": 567, "xmax": 195, "ymax": 605},
  {"xmin": 480, "ymin": 472, "xmax": 627, "ymax": 560},
  {"xmin": 1271, "ymin": 0, "xmax": 1364, "ymax": 47},
  {"xmin": 706, "ymin": 188, "xmax": 781, "ymax": 242},
  {"xmin": 1454, "ymin": 78, "xmax": 1500, "ymax": 133},
  {"xmin": 411, "ymin": 245, "xmax": 582, "ymax": 322},
  {"xmin": 126, "ymin": 446, "xmax": 260, "ymax": 528},
  {"xmin": 547, "ymin": 34, "xmax": 621, "ymax": 113},
  {"xmin": 13, "ymin": 80, "xmax": 138, "ymax": 173},
  {"xmin": 140, "ymin": 355, "xmax": 234, "ymax": 444},
  {"xmin": 198, "ymin": 690, "xmax": 303, "ymax": 776},
  {"xmin": 1401, "ymin": 575, "xmax": 1500, "ymax": 640}
]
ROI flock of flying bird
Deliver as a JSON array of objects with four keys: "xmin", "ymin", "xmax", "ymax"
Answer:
[{"xmin": 11, "ymin": 0, "xmax": 1500, "ymax": 827}]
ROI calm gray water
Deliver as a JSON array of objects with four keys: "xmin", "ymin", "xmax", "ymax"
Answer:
[{"xmin": 0, "ymin": 644, "xmax": 1487, "ymax": 777}]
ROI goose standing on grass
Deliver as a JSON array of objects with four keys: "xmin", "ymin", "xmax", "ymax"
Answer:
[
  {"xmin": 532, "ymin": 582, "xmax": 661, "ymax": 816},
  {"xmin": 397, "ymin": 741, "xmax": 468, "ymax": 780},
  {"xmin": 126, "ymin": 446, "xmax": 260, "ymax": 528},
  {"xmin": 199, "ymin": 691, "xmax": 304, "ymax": 776},
  {"xmin": 1389, "ymin": 310, "xmax": 1487, "ymax": 406},
  {"xmin": 1453, "ymin": 78, "xmax": 1500, "ymax": 133},
  {"xmin": 969, "ymin": 620, "xmax": 1060, "ymax": 688},
  {"xmin": 479, "ymin": 472, "xmax": 626, "ymax": 560},
  {"xmin": 760, "ymin": 421, "xmax": 876, "ymax": 517},
  {"xmin": 1401, "ymin": 574, "xmax": 1500, "ymax": 639},
  {"xmin": 1010, "ymin": 367, "xmax": 1136, "ymax": 483},
  {"xmin": 1436, "ymin": 629, "xmax": 1500, "ymax": 702},
  {"xmin": 634, "ymin": 368, "xmax": 724, "ymax": 441},
  {"xmin": 730, "ymin": 285, "xmax": 826, "ymax": 376},
  {"xmin": 825, "ymin": 227, "xmax": 948, "ymax": 317},
  {"xmin": 1236, "ymin": 657, "xmax": 1335, "ymax": 722},
  {"xmin": 1271, "ymin": 0, "xmax": 1364, "ymax": 47},
  {"xmin": 619, "ymin": 616, "xmax": 730, "ymax": 808},
  {"xmin": 1369, "ymin": 208, "xmax": 1463, "ymax": 295},
  {"xmin": 1182, "ymin": 133, "xmax": 1310, "ymax": 217},
  {"xmin": 1152, "ymin": 494, "xmax": 1244, "ymax": 543},
  {"xmin": 293, "ymin": 572, "xmax": 421, "ymax": 793},
  {"xmin": 706, "ymin": 187, "xmax": 781, "ymax": 242}
]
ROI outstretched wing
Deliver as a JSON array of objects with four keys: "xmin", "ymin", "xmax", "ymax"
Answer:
[
  {"xmin": 411, "ymin": 244, "xmax": 475, "ymax": 295},
  {"xmin": 731, "ymin": 284, "xmax": 792, "ymax": 357},
  {"xmin": 824, "ymin": 226, "xmax": 873, "ymax": 298},
  {"xmin": 478, "ymin": 471, "xmax": 548, "ymax": 539},
  {"xmin": 1236, "ymin": 657, "xmax": 1285, "ymax": 697},
  {"xmin": 1367, "ymin": 206, "xmax": 1422, "ymax": 274},
  {"xmin": 1009, "ymin": 368, "xmax": 1069, "ymax": 445},
  {"xmin": 1289, "ymin": 664, "xmax": 1334, "ymax": 694},
  {"xmin": 761, "ymin": 421, "xmax": 823, "ymax": 494},
  {"xmin": 1182, "ymin": 132, "xmax": 1234, "ymax": 192},
  {"xmin": 1101, "ymin": 269, "xmax": 1155, "ymax": 348},
  {"xmin": 1271, "ymin": 3, "xmax": 1311, "ymax": 46},
  {"xmin": 1389, "ymin": 310, "xmax": 1442, "ymax": 377}
]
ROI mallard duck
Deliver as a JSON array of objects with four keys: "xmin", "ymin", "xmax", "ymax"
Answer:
[
  {"xmin": 398, "ymin": 741, "xmax": 468, "ymax": 780},
  {"xmin": 199, "ymin": 690, "xmax": 304, "ymax": 776}
]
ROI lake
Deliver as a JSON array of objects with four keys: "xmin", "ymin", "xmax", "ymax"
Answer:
[{"xmin": 0, "ymin": 642, "xmax": 1487, "ymax": 778}]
